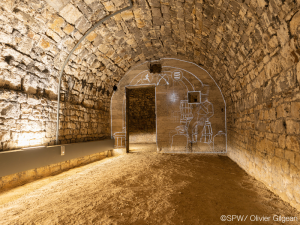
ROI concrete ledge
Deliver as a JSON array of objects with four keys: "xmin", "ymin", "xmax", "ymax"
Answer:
[{"xmin": 0, "ymin": 139, "xmax": 114, "ymax": 178}]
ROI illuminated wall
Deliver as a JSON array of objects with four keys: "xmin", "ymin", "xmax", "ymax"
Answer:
[
  {"xmin": 0, "ymin": 89, "xmax": 111, "ymax": 151},
  {"xmin": 111, "ymin": 58, "xmax": 226, "ymax": 153}
]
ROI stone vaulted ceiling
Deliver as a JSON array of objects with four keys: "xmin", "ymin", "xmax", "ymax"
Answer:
[{"xmin": 0, "ymin": 0, "xmax": 300, "ymax": 105}]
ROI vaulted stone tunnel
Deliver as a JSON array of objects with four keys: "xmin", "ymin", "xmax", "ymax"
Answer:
[{"xmin": 0, "ymin": 0, "xmax": 300, "ymax": 222}]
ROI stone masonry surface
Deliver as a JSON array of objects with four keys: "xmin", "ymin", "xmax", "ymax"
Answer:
[
  {"xmin": 128, "ymin": 87, "xmax": 156, "ymax": 135},
  {"xmin": 0, "ymin": 0, "xmax": 299, "ymax": 212}
]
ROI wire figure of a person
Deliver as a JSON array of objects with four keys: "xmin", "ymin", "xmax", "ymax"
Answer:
[{"xmin": 191, "ymin": 91, "xmax": 214, "ymax": 144}]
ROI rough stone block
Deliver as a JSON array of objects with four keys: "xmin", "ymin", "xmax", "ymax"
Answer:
[
  {"xmin": 285, "ymin": 150, "xmax": 295, "ymax": 164},
  {"xmin": 103, "ymin": 1, "xmax": 115, "ymax": 11},
  {"xmin": 152, "ymin": 8, "xmax": 161, "ymax": 17},
  {"xmin": 148, "ymin": 0, "xmax": 160, "ymax": 7},
  {"xmin": 47, "ymin": 17, "xmax": 66, "ymax": 37},
  {"xmin": 17, "ymin": 36, "xmax": 34, "ymax": 54},
  {"xmin": 286, "ymin": 135, "xmax": 300, "ymax": 152},
  {"xmin": 280, "ymin": 45, "xmax": 294, "ymax": 70},
  {"xmin": 112, "ymin": 0, "xmax": 124, "ymax": 7},
  {"xmin": 126, "ymin": 38, "xmax": 137, "ymax": 47},
  {"xmin": 277, "ymin": 21, "xmax": 289, "ymax": 47},
  {"xmin": 62, "ymin": 36, "xmax": 75, "ymax": 52},
  {"xmin": 0, "ymin": 71, "xmax": 22, "ymax": 90},
  {"xmin": 291, "ymin": 102, "xmax": 300, "ymax": 119},
  {"xmin": 86, "ymin": 31, "xmax": 97, "ymax": 42},
  {"xmin": 27, "ymin": 30, "xmax": 40, "ymax": 41},
  {"xmin": 84, "ymin": 0, "xmax": 96, "ymax": 4},
  {"xmin": 0, "ymin": 0, "xmax": 15, "ymax": 12},
  {"xmin": 274, "ymin": 119, "xmax": 286, "ymax": 134},
  {"xmin": 265, "ymin": 139, "xmax": 275, "ymax": 155},
  {"xmin": 77, "ymin": 0, "xmax": 93, "ymax": 19},
  {"xmin": 53, "ymin": 51, "xmax": 68, "ymax": 70},
  {"xmin": 278, "ymin": 134, "xmax": 286, "ymax": 149},
  {"xmin": 0, "ymin": 101, "xmax": 20, "ymax": 119},
  {"xmin": 268, "ymin": 108, "xmax": 276, "ymax": 120},
  {"xmin": 0, "ymin": 90, "xmax": 18, "ymax": 101},
  {"xmin": 286, "ymin": 119, "xmax": 300, "ymax": 135},
  {"xmin": 2, "ymin": 47, "xmax": 23, "ymax": 62},
  {"xmin": 45, "ymin": 0, "xmax": 70, "ymax": 11},
  {"xmin": 48, "ymin": 15, "xmax": 65, "ymax": 29},
  {"xmin": 268, "ymin": 35, "xmax": 279, "ymax": 49},
  {"xmin": 276, "ymin": 103, "xmax": 290, "ymax": 118},
  {"xmin": 0, "ymin": 131, "xmax": 10, "ymax": 142},
  {"xmin": 256, "ymin": 138, "xmax": 266, "ymax": 152},
  {"xmin": 59, "ymin": 3, "xmax": 83, "ymax": 24},
  {"xmin": 27, "ymin": 95, "xmax": 41, "ymax": 105},
  {"xmin": 275, "ymin": 148, "xmax": 285, "ymax": 158},
  {"xmin": 21, "ymin": 104, "xmax": 32, "ymax": 114},
  {"xmin": 262, "ymin": 80, "xmax": 273, "ymax": 101},
  {"xmin": 37, "ymin": 37, "xmax": 52, "ymax": 50},
  {"xmin": 20, "ymin": 120, "xmax": 43, "ymax": 132},
  {"xmin": 63, "ymin": 24, "xmax": 75, "ymax": 34},
  {"xmin": 75, "ymin": 16, "xmax": 91, "ymax": 34},
  {"xmin": 0, "ymin": 31, "xmax": 12, "ymax": 44},
  {"xmin": 290, "ymin": 10, "xmax": 300, "ymax": 36},
  {"xmin": 274, "ymin": 70, "xmax": 295, "ymax": 94},
  {"xmin": 0, "ymin": 57, "xmax": 9, "ymax": 70},
  {"xmin": 23, "ymin": 75, "xmax": 39, "ymax": 94},
  {"xmin": 161, "ymin": 5, "xmax": 169, "ymax": 14},
  {"xmin": 46, "ymin": 29, "xmax": 61, "ymax": 42}
]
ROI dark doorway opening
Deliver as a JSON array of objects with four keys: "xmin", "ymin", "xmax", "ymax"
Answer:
[{"xmin": 125, "ymin": 86, "xmax": 156, "ymax": 153}]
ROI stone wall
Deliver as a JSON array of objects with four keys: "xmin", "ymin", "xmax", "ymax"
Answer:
[
  {"xmin": 1, "ymin": 89, "xmax": 57, "ymax": 150},
  {"xmin": 201, "ymin": 0, "xmax": 300, "ymax": 212},
  {"xmin": 0, "ymin": 0, "xmax": 116, "ymax": 150},
  {"xmin": 128, "ymin": 87, "xmax": 156, "ymax": 143},
  {"xmin": 226, "ymin": 64, "xmax": 300, "ymax": 211},
  {"xmin": 0, "ymin": 86, "xmax": 111, "ymax": 151}
]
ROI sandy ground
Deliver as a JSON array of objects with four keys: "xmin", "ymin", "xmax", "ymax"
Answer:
[{"xmin": 0, "ymin": 144, "xmax": 299, "ymax": 225}]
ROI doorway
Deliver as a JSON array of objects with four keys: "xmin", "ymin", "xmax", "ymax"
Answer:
[{"xmin": 125, "ymin": 86, "xmax": 156, "ymax": 153}]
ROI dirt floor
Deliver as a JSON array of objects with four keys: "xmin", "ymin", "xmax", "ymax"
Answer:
[{"xmin": 0, "ymin": 144, "xmax": 299, "ymax": 225}]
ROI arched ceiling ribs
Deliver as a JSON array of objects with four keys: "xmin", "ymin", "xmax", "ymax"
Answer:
[{"xmin": 55, "ymin": 0, "xmax": 134, "ymax": 144}]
